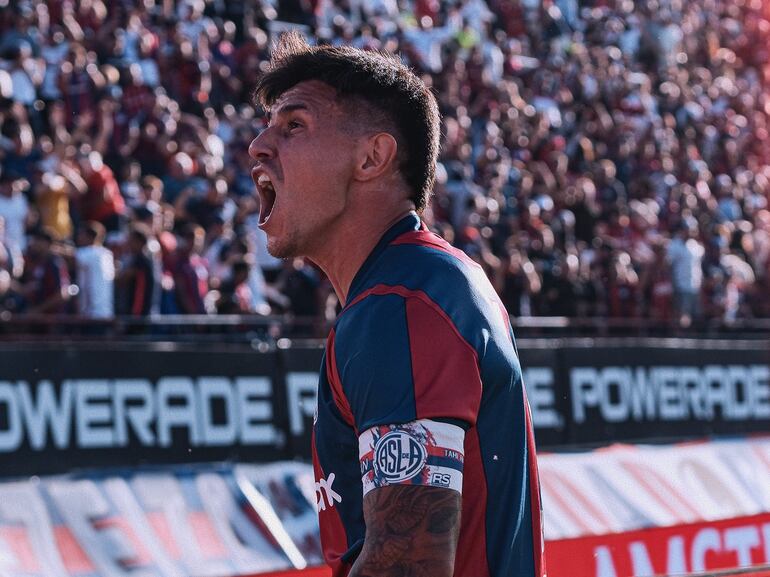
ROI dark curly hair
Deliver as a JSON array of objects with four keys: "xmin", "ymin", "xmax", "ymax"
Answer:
[{"xmin": 254, "ymin": 32, "xmax": 441, "ymax": 212}]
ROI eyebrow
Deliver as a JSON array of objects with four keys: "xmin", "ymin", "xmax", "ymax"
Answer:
[{"xmin": 267, "ymin": 103, "xmax": 309, "ymax": 124}]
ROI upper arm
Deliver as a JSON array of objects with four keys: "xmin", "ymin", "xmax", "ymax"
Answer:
[
  {"xmin": 336, "ymin": 292, "xmax": 482, "ymax": 432},
  {"xmin": 350, "ymin": 484, "xmax": 461, "ymax": 577},
  {"xmin": 353, "ymin": 418, "xmax": 466, "ymax": 576},
  {"xmin": 337, "ymin": 293, "xmax": 479, "ymax": 575}
]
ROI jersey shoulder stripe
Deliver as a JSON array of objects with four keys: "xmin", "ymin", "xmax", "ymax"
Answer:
[
  {"xmin": 334, "ymin": 284, "xmax": 483, "ymax": 429},
  {"xmin": 390, "ymin": 229, "xmax": 484, "ymax": 271}
]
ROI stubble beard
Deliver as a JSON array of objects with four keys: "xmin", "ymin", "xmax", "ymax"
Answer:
[
  {"xmin": 266, "ymin": 238, "xmax": 295, "ymax": 259},
  {"xmin": 266, "ymin": 229, "xmax": 304, "ymax": 260},
  {"xmin": 265, "ymin": 205, "xmax": 342, "ymax": 262}
]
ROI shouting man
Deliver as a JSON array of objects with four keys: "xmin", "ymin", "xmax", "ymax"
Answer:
[{"xmin": 249, "ymin": 32, "xmax": 544, "ymax": 577}]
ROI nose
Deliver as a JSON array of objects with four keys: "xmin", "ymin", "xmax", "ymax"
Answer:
[{"xmin": 248, "ymin": 127, "xmax": 275, "ymax": 162}]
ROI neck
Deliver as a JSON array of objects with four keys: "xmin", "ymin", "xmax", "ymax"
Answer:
[{"xmin": 309, "ymin": 201, "xmax": 415, "ymax": 305}]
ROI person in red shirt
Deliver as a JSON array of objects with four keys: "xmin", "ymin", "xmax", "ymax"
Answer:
[{"xmin": 77, "ymin": 150, "xmax": 126, "ymax": 233}]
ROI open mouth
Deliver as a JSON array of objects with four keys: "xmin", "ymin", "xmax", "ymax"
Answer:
[{"xmin": 256, "ymin": 172, "xmax": 276, "ymax": 226}]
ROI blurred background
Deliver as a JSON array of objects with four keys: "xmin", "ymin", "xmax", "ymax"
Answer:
[{"xmin": 0, "ymin": 1, "xmax": 769, "ymax": 577}]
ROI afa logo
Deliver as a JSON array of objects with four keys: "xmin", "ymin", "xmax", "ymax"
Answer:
[{"xmin": 374, "ymin": 430, "xmax": 427, "ymax": 482}]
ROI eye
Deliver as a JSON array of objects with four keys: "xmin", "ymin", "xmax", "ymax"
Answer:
[{"xmin": 287, "ymin": 120, "xmax": 303, "ymax": 131}]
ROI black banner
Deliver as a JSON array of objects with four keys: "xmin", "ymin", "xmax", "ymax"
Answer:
[
  {"xmin": 0, "ymin": 346, "xmax": 288, "ymax": 476},
  {"xmin": 559, "ymin": 342, "xmax": 770, "ymax": 445},
  {"xmin": 517, "ymin": 346, "xmax": 566, "ymax": 448},
  {"xmin": 280, "ymin": 343, "xmax": 324, "ymax": 459},
  {"xmin": 0, "ymin": 339, "xmax": 768, "ymax": 476}
]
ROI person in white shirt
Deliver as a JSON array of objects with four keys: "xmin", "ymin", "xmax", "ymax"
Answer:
[
  {"xmin": 75, "ymin": 221, "xmax": 115, "ymax": 319},
  {"xmin": 403, "ymin": 15, "xmax": 459, "ymax": 73},
  {"xmin": 666, "ymin": 222, "xmax": 704, "ymax": 326},
  {"xmin": 7, "ymin": 43, "xmax": 41, "ymax": 107},
  {"xmin": 0, "ymin": 172, "xmax": 30, "ymax": 278},
  {"xmin": 40, "ymin": 28, "xmax": 69, "ymax": 100}
]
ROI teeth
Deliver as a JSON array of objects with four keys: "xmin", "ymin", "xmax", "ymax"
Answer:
[{"xmin": 257, "ymin": 173, "xmax": 273, "ymax": 189}]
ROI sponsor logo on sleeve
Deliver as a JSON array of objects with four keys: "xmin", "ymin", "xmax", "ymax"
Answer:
[
  {"xmin": 429, "ymin": 472, "xmax": 452, "ymax": 487},
  {"xmin": 315, "ymin": 473, "xmax": 342, "ymax": 512}
]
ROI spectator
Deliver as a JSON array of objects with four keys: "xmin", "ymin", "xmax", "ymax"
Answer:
[
  {"xmin": 7, "ymin": 44, "xmax": 41, "ymax": 118},
  {"xmin": 116, "ymin": 224, "xmax": 159, "ymax": 317},
  {"xmin": 667, "ymin": 222, "xmax": 705, "ymax": 326},
  {"xmin": 0, "ymin": 0, "xmax": 768, "ymax": 333},
  {"xmin": 0, "ymin": 268, "xmax": 24, "ymax": 314},
  {"xmin": 274, "ymin": 258, "xmax": 324, "ymax": 319},
  {"xmin": 20, "ymin": 229, "xmax": 70, "ymax": 314},
  {"xmin": 0, "ymin": 171, "xmax": 30, "ymax": 278},
  {"xmin": 35, "ymin": 171, "xmax": 73, "ymax": 241},
  {"xmin": 172, "ymin": 223, "xmax": 207, "ymax": 314},
  {"xmin": 608, "ymin": 250, "xmax": 640, "ymax": 318},
  {"xmin": 162, "ymin": 152, "xmax": 199, "ymax": 204},
  {"xmin": 495, "ymin": 247, "xmax": 540, "ymax": 317},
  {"xmin": 57, "ymin": 44, "xmax": 103, "ymax": 130},
  {"xmin": 643, "ymin": 242, "xmax": 673, "ymax": 321},
  {"xmin": 74, "ymin": 221, "xmax": 114, "ymax": 319},
  {"xmin": 76, "ymin": 150, "xmax": 126, "ymax": 233},
  {"xmin": 216, "ymin": 257, "xmax": 254, "ymax": 314},
  {"xmin": 180, "ymin": 177, "xmax": 236, "ymax": 230},
  {"xmin": 39, "ymin": 27, "xmax": 69, "ymax": 104},
  {"xmin": 1, "ymin": 119, "xmax": 40, "ymax": 182}
]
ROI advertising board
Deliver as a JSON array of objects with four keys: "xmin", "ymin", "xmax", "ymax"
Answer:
[{"xmin": 0, "ymin": 340, "xmax": 766, "ymax": 476}]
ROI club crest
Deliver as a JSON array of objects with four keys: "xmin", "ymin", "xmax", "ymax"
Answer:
[{"xmin": 373, "ymin": 430, "xmax": 427, "ymax": 482}]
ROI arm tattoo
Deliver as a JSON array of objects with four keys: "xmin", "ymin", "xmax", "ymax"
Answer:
[{"xmin": 349, "ymin": 485, "xmax": 461, "ymax": 577}]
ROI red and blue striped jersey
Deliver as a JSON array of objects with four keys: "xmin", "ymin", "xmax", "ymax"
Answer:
[{"xmin": 312, "ymin": 213, "xmax": 545, "ymax": 577}]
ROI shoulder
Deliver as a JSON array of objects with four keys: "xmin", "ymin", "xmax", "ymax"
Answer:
[
  {"xmin": 330, "ymin": 233, "xmax": 495, "ymax": 430},
  {"xmin": 344, "ymin": 231, "xmax": 492, "ymax": 321},
  {"xmin": 358, "ymin": 231, "xmax": 485, "ymax": 302},
  {"xmin": 336, "ymin": 234, "xmax": 501, "ymax": 357}
]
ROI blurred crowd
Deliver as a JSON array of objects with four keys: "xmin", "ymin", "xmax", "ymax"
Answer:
[{"xmin": 0, "ymin": 0, "xmax": 769, "ymax": 332}]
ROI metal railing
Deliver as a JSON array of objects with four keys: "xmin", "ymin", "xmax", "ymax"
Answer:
[{"xmin": 1, "ymin": 312, "xmax": 768, "ymax": 343}]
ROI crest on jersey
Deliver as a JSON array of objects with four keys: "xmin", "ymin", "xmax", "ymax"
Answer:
[{"xmin": 373, "ymin": 430, "xmax": 427, "ymax": 482}]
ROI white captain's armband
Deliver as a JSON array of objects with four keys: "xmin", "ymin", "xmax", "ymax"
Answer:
[{"xmin": 358, "ymin": 419, "xmax": 465, "ymax": 496}]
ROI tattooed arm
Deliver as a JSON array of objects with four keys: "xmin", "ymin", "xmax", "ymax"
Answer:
[{"xmin": 349, "ymin": 485, "xmax": 461, "ymax": 577}]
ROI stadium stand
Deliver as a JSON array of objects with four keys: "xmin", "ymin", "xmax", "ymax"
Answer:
[
  {"xmin": 1, "ymin": 2, "xmax": 770, "ymax": 577},
  {"xmin": 0, "ymin": 0, "xmax": 768, "ymax": 334}
]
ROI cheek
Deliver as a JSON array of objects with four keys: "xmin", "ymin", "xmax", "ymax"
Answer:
[
  {"xmin": 326, "ymin": 141, "xmax": 358, "ymax": 181},
  {"xmin": 283, "ymin": 134, "xmax": 355, "ymax": 197}
]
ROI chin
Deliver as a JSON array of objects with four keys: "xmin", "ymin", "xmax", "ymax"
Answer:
[
  {"xmin": 266, "ymin": 246, "xmax": 293, "ymax": 259},
  {"xmin": 266, "ymin": 235, "xmax": 300, "ymax": 259}
]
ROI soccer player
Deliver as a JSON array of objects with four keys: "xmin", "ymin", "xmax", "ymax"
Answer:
[{"xmin": 249, "ymin": 32, "xmax": 544, "ymax": 577}]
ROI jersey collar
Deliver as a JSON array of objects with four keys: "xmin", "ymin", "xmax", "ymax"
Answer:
[{"xmin": 344, "ymin": 211, "xmax": 422, "ymax": 306}]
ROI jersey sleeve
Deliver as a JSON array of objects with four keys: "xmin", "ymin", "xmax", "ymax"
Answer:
[{"xmin": 333, "ymin": 291, "xmax": 483, "ymax": 434}]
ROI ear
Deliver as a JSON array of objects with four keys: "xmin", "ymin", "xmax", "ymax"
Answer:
[{"xmin": 354, "ymin": 132, "xmax": 399, "ymax": 182}]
